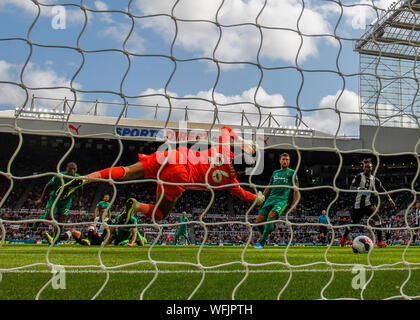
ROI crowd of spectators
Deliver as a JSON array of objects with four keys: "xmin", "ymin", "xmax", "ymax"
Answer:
[{"xmin": 0, "ymin": 132, "xmax": 419, "ymax": 246}]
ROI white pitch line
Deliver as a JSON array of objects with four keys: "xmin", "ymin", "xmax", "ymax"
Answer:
[{"xmin": 1, "ymin": 267, "xmax": 420, "ymax": 274}]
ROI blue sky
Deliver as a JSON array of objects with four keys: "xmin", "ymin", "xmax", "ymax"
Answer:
[{"xmin": 0, "ymin": 0, "xmax": 396, "ymax": 136}]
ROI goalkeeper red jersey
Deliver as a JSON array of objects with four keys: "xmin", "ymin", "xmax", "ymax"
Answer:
[{"xmin": 137, "ymin": 145, "xmax": 256, "ymax": 203}]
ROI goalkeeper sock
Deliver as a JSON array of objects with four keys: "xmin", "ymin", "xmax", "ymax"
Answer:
[
  {"xmin": 257, "ymin": 225, "xmax": 264, "ymax": 235},
  {"xmin": 140, "ymin": 204, "xmax": 164, "ymax": 220},
  {"xmin": 259, "ymin": 216, "xmax": 275, "ymax": 246},
  {"xmin": 124, "ymin": 201, "xmax": 164, "ymax": 220},
  {"xmin": 88, "ymin": 167, "xmax": 127, "ymax": 180}
]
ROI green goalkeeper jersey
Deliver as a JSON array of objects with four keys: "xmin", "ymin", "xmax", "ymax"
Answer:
[
  {"xmin": 49, "ymin": 171, "xmax": 81, "ymax": 200},
  {"xmin": 178, "ymin": 216, "xmax": 189, "ymax": 232},
  {"xmin": 267, "ymin": 168, "xmax": 298, "ymax": 202}
]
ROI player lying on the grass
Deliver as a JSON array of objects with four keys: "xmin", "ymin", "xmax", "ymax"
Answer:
[
  {"xmin": 340, "ymin": 158, "xmax": 395, "ymax": 248},
  {"xmin": 32, "ymin": 162, "xmax": 83, "ymax": 245},
  {"xmin": 67, "ymin": 228, "xmax": 96, "ymax": 246},
  {"xmin": 255, "ymin": 153, "xmax": 299, "ymax": 249},
  {"xmin": 171, "ymin": 211, "xmax": 191, "ymax": 245},
  {"xmin": 66, "ymin": 213, "xmax": 112, "ymax": 246},
  {"xmin": 60, "ymin": 125, "xmax": 265, "ymax": 222},
  {"xmin": 104, "ymin": 209, "xmax": 147, "ymax": 246}
]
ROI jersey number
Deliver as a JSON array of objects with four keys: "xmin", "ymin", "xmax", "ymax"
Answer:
[
  {"xmin": 209, "ymin": 152, "xmax": 229, "ymax": 183},
  {"xmin": 212, "ymin": 169, "xmax": 229, "ymax": 183}
]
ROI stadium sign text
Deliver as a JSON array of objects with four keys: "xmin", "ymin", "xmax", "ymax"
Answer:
[{"xmin": 116, "ymin": 127, "xmax": 209, "ymax": 142}]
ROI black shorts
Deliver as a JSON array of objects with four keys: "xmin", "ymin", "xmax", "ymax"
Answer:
[
  {"xmin": 75, "ymin": 230, "xmax": 106, "ymax": 246},
  {"xmin": 351, "ymin": 206, "xmax": 376, "ymax": 224},
  {"xmin": 90, "ymin": 232, "xmax": 105, "ymax": 246},
  {"xmin": 319, "ymin": 226, "xmax": 328, "ymax": 234}
]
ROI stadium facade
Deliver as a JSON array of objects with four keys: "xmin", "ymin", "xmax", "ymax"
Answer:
[{"xmin": 0, "ymin": 110, "xmax": 418, "ymax": 154}]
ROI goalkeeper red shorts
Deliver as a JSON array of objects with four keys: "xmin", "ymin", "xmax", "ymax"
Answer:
[{"xmin": 138, "ymin": 150, "xmax": 189, "ymax": 202}]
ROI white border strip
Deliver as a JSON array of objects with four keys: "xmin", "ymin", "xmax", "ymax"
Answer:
[{"xmin": 2, "ymin": 267, "xmax": 420, "ymax": 274}]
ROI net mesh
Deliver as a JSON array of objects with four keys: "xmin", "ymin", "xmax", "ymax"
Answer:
[{"xmin": 0, "ymin": 0, "xmax": 419, "ymax": 300}]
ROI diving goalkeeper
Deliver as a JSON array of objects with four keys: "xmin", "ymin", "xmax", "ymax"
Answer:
[{"xmin": 60, "ymin": 126, "xmax": 265, "ymax": 222}]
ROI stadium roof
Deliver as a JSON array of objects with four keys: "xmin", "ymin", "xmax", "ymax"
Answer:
[{"xmin": 355, "ymin": 0, "xmax": 420, "ymax": 61}]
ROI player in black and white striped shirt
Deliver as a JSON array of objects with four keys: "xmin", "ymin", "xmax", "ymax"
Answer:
[{"xmin": 340, "ymin": 159, "xmax": 395, "ymax": 248}]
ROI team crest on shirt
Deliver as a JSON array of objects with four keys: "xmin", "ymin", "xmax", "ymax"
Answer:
[{"xmin": 286, "ymin": 172, "xmax": 289, "ymax": 175}]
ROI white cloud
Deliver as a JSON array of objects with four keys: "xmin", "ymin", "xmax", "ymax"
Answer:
[
  {"xmin": 0, "ymin": 60, "xmax": 29, "ymax": 107},
  {"xmin": 301, "ymin": 88, "xmax": 418, "ymax": 136},
  {"xmin": 0, "ymin": 61, "xmax": 25, "ymax": 107},
  {"xmin": 134, "ymin": 0, "xmax": 335, "ymax": 64},
  {"xmin": 0, "ymin": 60, "xmax": 89, "ymax": 113},
  {"xmin": 127, "ymin": 86, "xmax": 289, "ymax": 127},
  {"xmin": 0, "ymin": 0, "xmax": 88, "ymax": 27},
  {"xmin": 100, "ymin": 24, "xmax": 146, "ymax": 54},
  {"xmin": 360, "ymin": 99, "xmax": 418, "ymax": 128},
  {"xmin": 94, "ymin": 1, "xmax": 113, "ymax": 23},
  {"xmin": 0, "ymin": 60, "xmax": 13, "ymax": 81},
  {"xmin": 0, "ymin": 0, "xmax": 50, "ymax": 16},
  {"xmin": 303, "ymin": 89, "xmax": 360, "ymax": 136},
  {"xmin": 0, "ymin": 58, "xmax": 365, "ymax": 136},
  {"xmin": 319, "ymin": 0, "xmax": 395, "ymax": 30},
  {"xmin": 92, "ymin": 1, "xmax": 146, "ymax": 54}
]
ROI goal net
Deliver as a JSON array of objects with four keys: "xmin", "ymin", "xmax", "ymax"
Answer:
[{"xmin": 0, "ymin": 0, "xmax": 419, "ymax": 301}]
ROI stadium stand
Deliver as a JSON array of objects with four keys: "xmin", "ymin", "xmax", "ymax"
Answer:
[{"xmin": 0, "ymin": 132, "xmax": 419, "ymax": 245}]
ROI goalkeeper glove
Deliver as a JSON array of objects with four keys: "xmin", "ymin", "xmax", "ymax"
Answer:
[
  {"xmin": 241, "ymin": 139, "xmax": 257, "ymax": 155},
  {"xmin": 255, "ymin": 191, "xmax": 265, "ymax": 206}
]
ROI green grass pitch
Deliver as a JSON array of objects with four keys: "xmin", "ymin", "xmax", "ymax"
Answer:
[{"xmin": 1, "ymin": 244, "xmax": 420, "ymax": 300}]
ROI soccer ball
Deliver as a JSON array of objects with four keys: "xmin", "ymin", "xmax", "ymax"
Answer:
[{"xmin": 352, "ymin": 235, "xmax": 374, "ymax": 254}]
